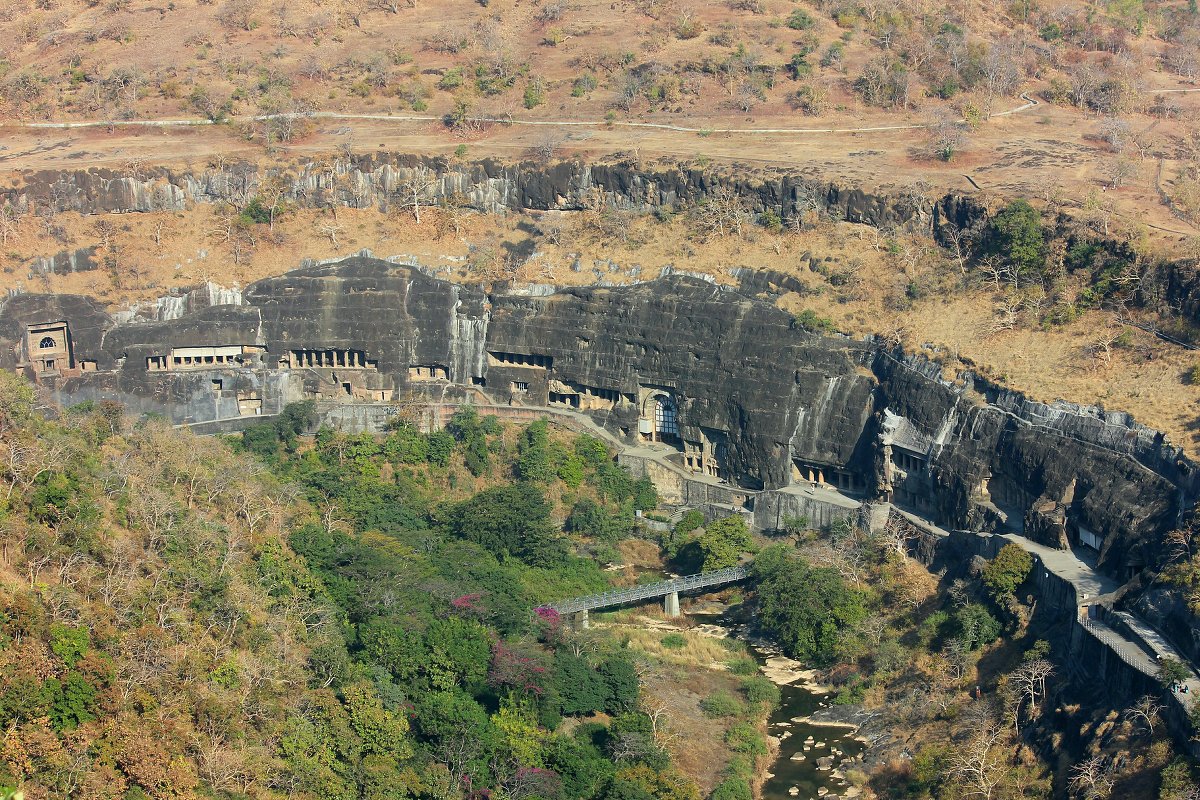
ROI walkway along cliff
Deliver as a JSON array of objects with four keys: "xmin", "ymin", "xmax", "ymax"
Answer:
[{"xmin": 3, "ymin": 255, "xmax": 1199, "ymax": 687}]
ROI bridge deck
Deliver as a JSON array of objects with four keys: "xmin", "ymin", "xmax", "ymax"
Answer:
[{"xmin": 548, "ymin": 565, "xmax": 750, "ymax": 615}]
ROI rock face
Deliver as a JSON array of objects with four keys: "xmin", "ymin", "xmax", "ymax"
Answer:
[
  {"xmin": 0, "ymin": 256, "xmax": 1191, "ymax": 582},
  {"xmin": 26, "ymin": 247, "xmax": 98, "ymax": 277},
  {"xmin": 0, "ymin": 157, "xmax": 981, "ymax": 238}
]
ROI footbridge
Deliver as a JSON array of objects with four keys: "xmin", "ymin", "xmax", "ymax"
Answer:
[{"xmin": 545, "ymin": 565, "xmax": 750, "ymax": 627}]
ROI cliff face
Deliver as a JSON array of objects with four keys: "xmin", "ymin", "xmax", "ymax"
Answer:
[
  {"xmin": 872, "ymin": 353, "xmax": 1187, "ymax": 576},
  {"xmin": 0, "ymin": 157, "xmax": 983, "ymax": 237},
  {"xmin": 486, "ymin": 279, "xmax": 877, "ymax": 488},
  {"xmin": 0, "ymin": 256, "xmax": 1190, "ymax": 583},
  {"xmin": 243, "ymin": 259, "xmax": 490, "ymax": 381}
]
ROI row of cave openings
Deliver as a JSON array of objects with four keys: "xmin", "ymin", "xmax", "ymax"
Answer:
[{"xmin": 16, "ymin": 321, "xmax": 1116, "ymax": 562}]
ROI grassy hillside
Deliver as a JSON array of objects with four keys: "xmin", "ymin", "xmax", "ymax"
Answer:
[
  {"xmin": 1, "ymin": 0, "xmax": 1196, "ymax": 126},
  {"xmin": 0, "ymin": 375, "xmax": 739, "ymax": 800}
]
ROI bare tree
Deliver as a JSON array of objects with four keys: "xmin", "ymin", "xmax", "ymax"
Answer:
[
  {"xmin": 951, "ymin": 712, "xmax": 1008, "ymax": 799},
  {"xmin": 529, "ymin": 130, "xmax": 570, "ymax": 164},
  {"xmin": 1124, "ymin": 694, "xmax": 1164, "ymax": 734},
  {"xmin": 1069, "ymin": 755, "xmax": 1114, "ymax": 800},
  {"xmin": 0, "ymin": 206, "xmax": 22, "ymax": 246},
  {"xmin": 1105, "ymin": 156, "xmax": 1138, "ymax": 188},
  {"xmin": 1010, "ymin": 658, "xmax": 1055, "ymax": 725},
  {"xmin": 688, "ymin": 187, "xmax": 753, "ymax": 241},
  {"xmin": 318, "ymin": 221, "xmax": 345, "ymax": 248}
]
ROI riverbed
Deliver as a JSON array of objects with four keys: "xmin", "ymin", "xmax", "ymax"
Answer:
[
  {"xmin": 685, "ymin": 605, "xmax": 867, "ymax": 800},
  {"xmin": 750, "ymin": 643, "xmax": 866, "ymax": 800}
]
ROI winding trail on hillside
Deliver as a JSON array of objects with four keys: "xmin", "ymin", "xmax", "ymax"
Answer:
[
  {"xmin": 10, "ymin": 88, "xmax": 1198, "ymax": 135},
  {"xmin": 10, "ymin": 94, "xmax": 1044, "ymax": 134}
]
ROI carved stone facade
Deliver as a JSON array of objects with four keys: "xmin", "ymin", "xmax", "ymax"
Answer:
[{"xmin": 0, "ymin": 256, "xmax": 1192, "ymax": 585}]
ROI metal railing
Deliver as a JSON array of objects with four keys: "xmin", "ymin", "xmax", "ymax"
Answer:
[
  {"xmin": 1081, "ymin": 617, "xmax": 1158, "ymax": 677},
  {"xmin": 548, "ymin": 565, "xmax": 750, "ymax": 615}
]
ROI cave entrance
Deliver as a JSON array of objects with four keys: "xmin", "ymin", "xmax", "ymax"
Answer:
[{"xmin": 640, "ymin": 391, "xmax": 680, "ymax": 446}]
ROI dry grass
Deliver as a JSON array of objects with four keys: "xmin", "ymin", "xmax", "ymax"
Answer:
[{"xmin": 5, "ymin": 196, "xmax": 1200, "ymax": 457}]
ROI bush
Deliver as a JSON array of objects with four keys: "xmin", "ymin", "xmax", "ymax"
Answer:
[
  {"xmin": 786, "ymin": 8, "xmax": 815, "ymax": 28},
  {"xmin": 524, "ymin": 78, "xmax": 546, "ymax": 109},
  {"xmin": 711, "ymin": 777, "xmax": 753, "ymax": 800},
  {"xmin": 660, "ymin": 633, "xmax": 687, "ymax": 650},
  {"xmin": 726, "ymin": 658, "xmax": 758, "ymax": 676},
  {"xmin": 571, "ymin": 73, "xmax": 598, "ymax": 96},
  {"xmin": 793, "ymin": 309, "xmax": 836, "ymax": 334},
  {"xmin": 724, "ymin": 722, "xmax": 768, "ymax": 755},
  {"xmin": 699, "ymin": 691, "xmax": 743, "ymax": 718},
  {"xmin": 740, "ymin": 676, "xmax": 781, "ymax": 710}
]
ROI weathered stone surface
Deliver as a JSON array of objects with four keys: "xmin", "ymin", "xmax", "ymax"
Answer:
[
  {"xmin": 0, "ymin": 256, "xmax": 1191, "ymax": 585},
  {"xmin": 26, "ymin": 247, "xmax": 98, "ymax": 277},
  {"xmin": 0, "ymin": 157, "xmax": 977, "ymax": 235}
]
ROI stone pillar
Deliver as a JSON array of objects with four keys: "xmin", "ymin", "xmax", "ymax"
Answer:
[
  {"xmin": 575, "ymin": 610, "xmax": 589, "ymax": 629},
  {"xmin": 664, "ymin": 591, "xmax": 680, "ymax": 617}
]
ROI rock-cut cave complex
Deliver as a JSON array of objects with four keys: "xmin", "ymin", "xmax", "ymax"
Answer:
[{"xmin": 2, "ymin": 256, "xmax": 1195, "ymax": 602}]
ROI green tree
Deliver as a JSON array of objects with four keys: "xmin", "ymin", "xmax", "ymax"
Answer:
[
  {"xmin": 982, "ymin": 543, "xmax": 1033, "ymax": 600},
  {"xmin": 426, "ymin": 430, "xmax": 455, "ymax": 467},
  {"xmin": 517, "ymin": 419, "xmax": 556, "ymax": 483},
  {"xmin": 952, "ymin": 603, "xmax": 1002, "ymax": 650},
  {"xmin": 698, "ymin": 515, "xmax": 752, "ymax": 570},
  {"xmin": 449, "ymin": 483, "xmax": 566, "ymax": 566},
  {"xmin": 989, "ymin": 199, "xmax": 1046, "ymax": 282},
  {"xmin": 566, "ymin": 499, "xmax": 626, "ymax": 543},
  {"xmin": 752, "ymin": 545, "xmax": 870, "ymax": 666}
]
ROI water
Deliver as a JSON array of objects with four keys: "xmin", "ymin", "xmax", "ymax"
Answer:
[
  {"xmin": 689, "ymin": 608, "xmax": 867, "ymax": 800},
  {"xmin": 751, "ymin": 643, "xmax": 866, "ymax": 800}
]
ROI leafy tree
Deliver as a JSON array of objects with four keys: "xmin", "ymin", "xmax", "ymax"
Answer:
[
  {"xmin": 982, "ymin": 543, "xmax": 1034, "ymax": 600},
  {"xmin": 517, "ymin": 419, "xmax": 556, "ymax": 483},
  {"xmin": 558, "ymin": 454, "xmax": 586, "ymax": 487},
  {"xmin": 426, "ymin": 430, "xmax": 455, "ymax": 467},
  {"xmin": 989, "ymin": 199, "xmax": 1047, "ymax": 282},
  {"xmin": 1159, "ymin": 657, "xmax": 1191, "ymax": 688},
  {"xmin": 566, "ymin": 498, "xmax": 628, "ymax": 543},
  {"xmin": 952, "ymin": 603, "xmax": 1002, "ymax": 650},
  {"xmin": 423, "ymin": 616, "xmax": 492, "ymax": 691},
  {"xmin": 48, "ymin": 624, "xmax": 88, "ymax": 665},
  {"xmin": 599, "ymin": 655, "xmax": 640, "ymax": 714},
  {"xmin": 449, "ymin": 483, "xmax": 567, "ymax": 566},
  {"xmin": 698, "ymin": 515, "xmax": 752, "ymax": 570},
  {"xmin": 575, "ymin": 435, "xmax": 610, "ymax": 468},
  {"xmin": 554, "ymin": 651, "xmax": 611, "ymax": 715},
  {"xmin": 753, "ymin": 545, "xmax": 870, "ymax": 666},
  {"xmin": 544, "ymin": 735, "xmax": 615, "ymax": 800}
]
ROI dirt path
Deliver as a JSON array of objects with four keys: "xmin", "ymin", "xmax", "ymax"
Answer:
[
  {"xmin": 13, "ymin": 93, "xmax": 1042, "ymax": 134},
  {"xmin": 0, "ymin": 90, "xmax": 1195, "ymax": 243}
]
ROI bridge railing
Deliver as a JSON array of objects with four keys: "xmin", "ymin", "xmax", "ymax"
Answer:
[{"xmin": 548, "ymin": 565, "xmax": 750, "ymax": 615}]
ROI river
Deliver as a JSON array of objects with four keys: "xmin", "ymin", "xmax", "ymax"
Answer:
[
  {"xmin": 750, "ymin": 643, "xmax": 866, "ymax": 800},
  {"xmin": 689, "ymin": 606, "xmax": 868, "ymax": 800}
]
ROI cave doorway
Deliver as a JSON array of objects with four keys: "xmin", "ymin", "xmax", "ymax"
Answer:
[{"xmin": 641, "ymin": 392, "xmax": 679, "ymax": 445}]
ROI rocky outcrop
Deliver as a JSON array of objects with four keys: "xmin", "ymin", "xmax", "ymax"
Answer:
[
  {"xmin": 26, "ymin": 247, "xmax": 98, "ymax": 277},
  {"xmin": 0, "ymin": 256, "xmax": 1191, "ymax": 584},
  {"xmin": 0, "ymin": 157, "xmax": 984, "ymax": 237}
]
